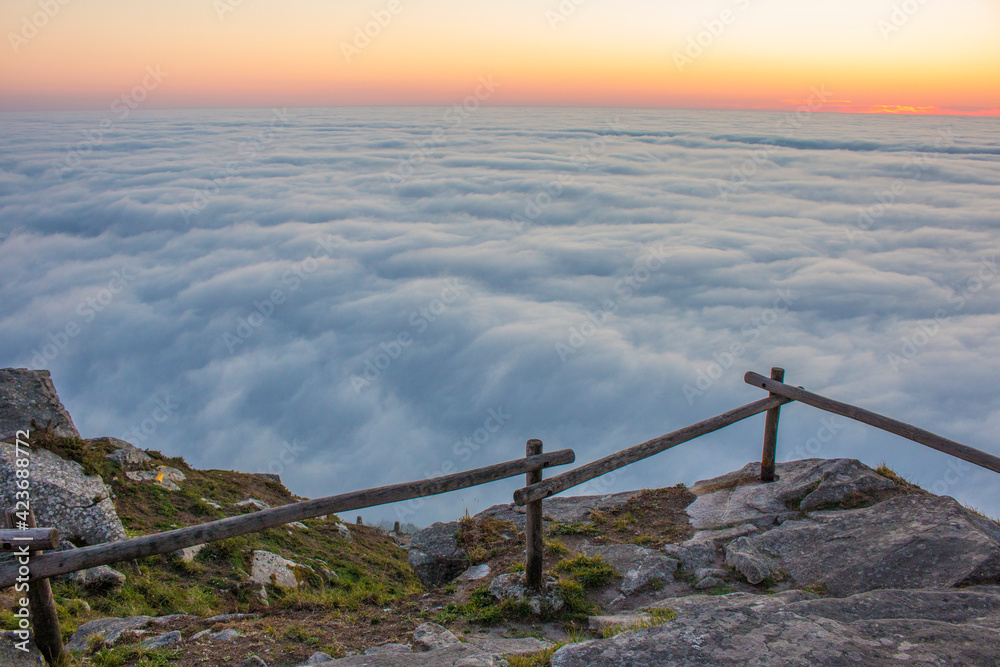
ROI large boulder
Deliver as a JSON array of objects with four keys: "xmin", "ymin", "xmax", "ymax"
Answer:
[
  {"xmin": 0, "ymin": 442, "xmax": 126, "ymax": 545},
  {"xmin": 408, "ymin": 522, "xmax": 466, "ymax": 588},
  {"xmin": 724, "ymin": 494, "xmax": 1000, "ymax": 594},
  {"xmin": 686, "ymin": 458, "xmax": 897, "ymax": 531},
  {"xmin": 552, "ymin": 587, "xmax": 1000, "ymax": 666},
  {"xmin": 0, "ymin": 369, "xmax": 80, "ymax": 441}
]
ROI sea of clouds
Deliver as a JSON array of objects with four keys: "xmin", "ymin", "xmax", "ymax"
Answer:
[{"xmin": 1, "ymin": 106, "xmax": 999, "ymax": 525}]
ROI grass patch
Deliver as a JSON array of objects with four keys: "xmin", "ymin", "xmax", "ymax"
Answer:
[
  {"xmin": 554, "ymin": 555, "xmax": 616, "ymax": 589},
  {"xmin": 456, "ymin": 513, "xmax": 519, "ymax": 565},
  {"xmin": 437, "ymin": 586, "xmax": 531, "ymax": 626},
  {"xmin": 600, "ymin": 607, "xmax": 678, "ymax": 638},
  {"xmin": 506, "ymin": 645, "xmax": 562, "ymax": 667},
  {"xmin": 548, "ymin": 521, "xmax": 600, "ymax": 536}
]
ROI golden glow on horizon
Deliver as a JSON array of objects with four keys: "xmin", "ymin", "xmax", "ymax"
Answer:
[{"xmin": 1, "ymin": 0, "xmax": 998, "ymax": 115}]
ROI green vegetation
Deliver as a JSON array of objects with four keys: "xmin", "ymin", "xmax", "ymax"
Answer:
[
  {"xmin": 600, "ymin": 607, "xmax": 678, "ymax": 639},
  {"xmin": 437, "ymin": 586, "xmax": 532, "ymax": 626},
  {"xmin": 456, "ymin": 512, "xmax": 519, "ymax": 565},
  {"xmin": 548, "ymin": 521, "xmax": 600, "ymax": 536},
  {"xmin": 554, "ymin": 555, "xmax": 616, "ymax": 588}
]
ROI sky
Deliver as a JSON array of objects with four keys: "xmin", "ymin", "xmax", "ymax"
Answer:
[
  {"xmin": 2, "ymin": 0, "xmax": 999, "ymax": 114},
  {"xmin": 1, "ymin": 107, "xmax": 998, "ymax": 525}
]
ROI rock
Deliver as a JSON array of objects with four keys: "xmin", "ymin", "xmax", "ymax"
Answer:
[
  {"xmin": 412, "ymin": 622, "xmax": 461, "ymax": 652},
  {"xmin": 457, "ymin": 564, "xmax": 491, "ymax": 581},
  {"xmin": 236, "ymin": 498, "xmax": 270, "ymax": 511},
  {"xmin": 67, "ymin": 616, "xmax": 153, "ymax": 651},
  {"xmin": 488, "ymin": 572, "xmax": 527, "ymax": 600},
  {"xmin": 687, "ymin": 458, "xmax": 896, "ymax": 531},
  {"xmin": 408, "ymin": 522, "xmax": 467, "ymax": 588},
  {"xmin": 60, "ymin": 564, "xmax": 127, "ymax": 593},
  {"xmin": 204, "ymin": 613, "xmax": 248, "ymax": 623},
  {"xmin": 251, "ymin": 550, "xmax": 305, "ymax": 589},
  {"xmin": 201, "ymin": 498, "xmax": 222, "ymax": 509},
  {"xmin": 335, "ymin": 522, "xmax": 353, "ymax": 541},
  {"xmin": 682, "ymin": 523, "xmax": 759, "ymax": 551},
  {"xmin": 577, "ymin": 544, "xmax": 678, "ymax": 596},
  {"xmin": 175, "ymin": 544, "xmax": 206, "ymax": 563},
  {"xmin": 286, "ymin": 522, "xmax": 309, "ymax": 530},
  {"xmin": 0, "ymin": 369, "xmax": 80, "ymax": 441},
  {"xmin": 0, "ymin": 631, "xmax": 46, "ymax": 666},
  {"xmin": 303, "ymin": 644, "xmax": 499, "ymax": 665},
  {"xmin": 363, "ymin": 643, "xmax": 412, "ymax": 655},
  {"xmin": 551, "ymin": 587, "xmax": 1000, "ymax": 667},
  {"xmin": 694, "ymin": 568, "xmax": 727, "ymax": 580},
  {"xmin": 466, "ymin": 634, "xmax": 554, "ymax": 656},
  {"xmin": 241, "ymin": 657, "xmax": 268, "ymax": 667},
  {"xmin": 193, "ymin": 628, "xmax": 241, "ymax": 641},
  {"xmin": 661, "ymin": 542, "xmax": 716, "ymax": 573},
  {"xmin": 724, "ymin": 494, "xmax": 1000, "ymax": 594},
  {"xmin": 695, "ymin": 576, "xmax": 724, "ymax": 590},
  {"xmin": 140, "ymin": 631, "xmax": 181, "ymax": 649},
  {"xmin": 301, "ymin": 652, "xmax": 335, "ymax": 664},
  {"xmin": 97, "ymin": 437, "xmax": 153, "ymax": 469},
  {"xmin": 125, "ymin": 466, "xmax": 186, "ymax": 491},
  {"xmin": 254, "ymin": 473, "xmax": 281, "ymax": 484},
  {"xmin": 0, "ymin": 442, "xmax": 126, "ymax": 545}
]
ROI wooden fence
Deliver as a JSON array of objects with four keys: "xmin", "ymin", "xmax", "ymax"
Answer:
[{"xmin": 4, "ymin": 367, "xmax": 1000, "ymax": 665}]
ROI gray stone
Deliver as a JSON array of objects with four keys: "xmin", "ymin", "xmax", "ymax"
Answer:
[
  {"xmin": 193, "ymin": 628, "xmax": 241, "ymax": 642},
  {"xmin": 662, "ymin": 542, "xmax": 716, "ymax": 572},
  {"xmin": 682, "ymin": 523, "xmax": 759, "ymax": 550},
  {"xmin": 476, "ymin": 491, "xmax": 640, "ymax": 531},
  {"xmin": 0, "ymin": 442, "xmax": 126, "ymax": 545},
  {"xmin": 0, "ymin": 631, "xmax": 46, "ymax": 666},
  {"xmin": 254, "ymin": 473, "xmax": 282, "ymax": 484},
  {"xmin": 241, "ymin": 657, "xmax": 268, "ymax": 667},
  {"xmin": 413, "ymin": 622, "xmax": 461, "ymax": 652},
  {"xmin": 686, "ymin": 458, "xmax": 896, "ymax": 531},
  {"xmin": 140, "ymin": 631, "xmax": 181, "ymax": 649},
  {"xmin": 724, "ymin": 494, "xmax": 1000, "ymax": 594},
  {"xmin": 408, "ymin": 522, "xmax": 467, "ymax": 588},
  {"xmin": 175, "ymin": 544, "xmax": 206, "ymax": 563},
  {"xmin": 488, "ymin": 572, "xmax": 527, "ymax": 601},
  {"xmin": 364, "ymin": 643, "xmax": 412, "ymax": 655},
  {"xmin": 287, "ymin": 522, "xmax": 309, "ymax": 530},
  {"xmin": 577, "ymin": 543, "xmax": 677, "ymax": 596},
  {"xmin": 302, "ymin": 644, "xmax": 500, "ymax": 665},
  {"xmin": 302, "ymin": 652, "xmax": 335, "ymax": 664},
  {"xmin": 251, "ymin": 550, "xmax": 304, "ymax": 589},
  {"xmin": 466, "ymin": 634, "xmax": 554, "ymax": 656},
  {"xmin": 335, "ymin": 522, "xmax": 353, "ymax": 541},
  {"xmin": 59, "ymin": 564, "xmax": 126, "ymax": 593},
  {"xmin": 457, "ymin": 564, "xmax": 491, "ymax": 581},
  {"xmin": 98, "ymin": 437, "xmax": 153, "ymax": 469},
  {"xmin": 125, "ymin": 466, "xmax": 186, "ymax": 491},
  {"xmin": 201, "ymin": 498, "xmax": 222, "ymax": 509},
  {"xmin": 236, "ymin": 498, "xmax": 270, "ymax": 511},
  {"xmin": 694, "ymin": 568, "xmax": 727, "ymax": 580},
  {"xmin": 0, "ymin": 369, "xmax": 80, "ymax": 441},
  {"xmin": 552, "ymin": 587, "xmax": 1000, "ymax": 666},
  {"xmin": 724, "ymin": 536, "xmax": 775, "ymax": 585},
  {"xmin": 695, "ymin": 576, "xmax": 724, "ymax": 590},
  {"xmin": 67, "ymin": 616, "xmax": 153, "ymax": 651}
]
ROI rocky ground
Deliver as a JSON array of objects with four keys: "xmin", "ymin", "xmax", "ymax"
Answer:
[{"xmin": 2, "ymin": 368, "xmax": 1000, "ymax": 666}]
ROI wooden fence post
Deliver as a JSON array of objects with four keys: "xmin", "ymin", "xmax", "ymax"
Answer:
[
  {"xmin": 524, "ymin": 439, "xmax": 544, "ymax": 591},
  {"xmin": 760, "ymin": 367, "xmax": 785, "ymax": 482},
  {"xmin": 3, "ymin": 509, "xmax": 66, "ymax": 667}
]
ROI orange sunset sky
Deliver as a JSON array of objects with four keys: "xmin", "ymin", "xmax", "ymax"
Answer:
[{"xmin": 2, "ymin": 0, "xmax": 998, "ymax": 115}]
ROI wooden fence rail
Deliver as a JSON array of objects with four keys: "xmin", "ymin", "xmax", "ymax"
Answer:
[
  {"xmin": 0, "ymin": 448, "xmax": 574, "ymax": 589},
  {"xmin": 744, "ymin": 371, "xmax": 1000, "ymax": 475}
]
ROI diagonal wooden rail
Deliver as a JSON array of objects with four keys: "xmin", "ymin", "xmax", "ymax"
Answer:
[
  {"xmin": 0, "ymin": 448, "xmax": 574, "ymax": 588},
  {"xmin": 744, "ymin": 371, "xmax": 1000, "ymax": 475},
  {"xmin": 513, "ymin": 395, "xmax": 792, "ymax": 506}
]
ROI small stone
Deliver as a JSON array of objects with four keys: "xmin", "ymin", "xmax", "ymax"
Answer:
[
  {"xmin": 175, "ymin": 544, "xmax": 206, "ymax": 563},
  {"xmin": 240, "ymin": 657, "xmax": 268, "ymax": 667},
  {"xmin": 286, "ymin": 522, "xmax": 308, "ymax": 530},
  {"xmin": 201, "ymin": 498, "xmax": 222, "ymax": 509},
  {"xmin": 236, "ymin": 498, "xmax": 270, "ymax": 511},
  {"xmin": 694, "ymin": 568, "xmax": 728, "ymax": 580},
  {"xmin": 695, "ymin": 576, "xmax": 725, "ymax": 590},
  {"xmin": 457, "ymin": 564, "xmax": 492, "ymax": 581},
  {"xmin": 488, "ymin": 573, "xmax": 527, "ymax": 601},
  {"xmin": 302, "ymin": 651, "xmax": 335, "ymax": 663},
  {"xmin": 251, "ymin": 550, "xmax": 303, "ymax": 589},
  {"xmin": 413, "ymin": 622, "xmax": 462, "ymax": 652},
  {"xmin": 140, "ymin": 631, "xmax": 181, "ymax": 649},
  {"xmin": 364, "ymin": 643, "xmax": 412, "ymax": 655}
]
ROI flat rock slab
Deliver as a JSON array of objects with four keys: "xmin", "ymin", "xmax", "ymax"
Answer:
[
  {"xmin": 311, "ymin": 644, "xmax": 501, "ymax": 666},
  {"xmin": 0, "ymin": 368, "xmax": 80, "ymax": 441},
  {"xmin": 724, "ymin": 494, "xmax": 1000, "ymax": 595},
  {"xmin": 687, "ymin": 458, "xmax": 896, "ymax": 531},
  {"xmin": 552, "ymin": 587, "xmax": 1000, "ymax": 666},
  {"xmin": 67, "ymin": 616, "xmax": 153, "ymax": 651}
]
